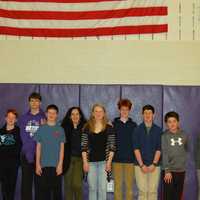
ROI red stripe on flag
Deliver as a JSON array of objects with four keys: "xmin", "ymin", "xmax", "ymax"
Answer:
[
  {"xmin": 0, "ymin": 7, "xmax": 167, "ymax": 20},
  {"xmin": 1, "ymin": 0, "xmax": 120, "ymax": 3},
  {"xmin": 0, "ymin": 24, "xmax": 168, "ymax": 37}
]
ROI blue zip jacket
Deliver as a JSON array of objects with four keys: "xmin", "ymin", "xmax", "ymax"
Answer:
[{"xmin": 133, "ymin": 122, "xmax": 162, "ymax": 166}]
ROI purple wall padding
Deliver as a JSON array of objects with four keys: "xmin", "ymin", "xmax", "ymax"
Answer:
[
  {"xmin": 0, "ymin": 84, "xmax": 40, "ymax": 200},
  {"xmin": 0, "ymin": 84, "xmax": 39, "ymax": 126},
  {"xmin": 39, "ymin": 84, "xmax": 80, "ymax": 121},
  {"xmin": 121, "ymin": 85, "xmax": 163, "ymax": 126},
  {"xmin": 163, "ymin": 86, "xmax": 200, "ymax": 200},
  {"xmin": 121, "ymin": 85, "xmax": 163, "ymax": 199},
  {"xmin": 0, "ymin": 84, "xmax": 199, "ymax": 200},
  {"xmin": 79, "ymin": 85, "xmax": 121, "ymax": 200},
  {"xmin": 80, "ymin": 85, "xmax": 121, "ymax": 120}
]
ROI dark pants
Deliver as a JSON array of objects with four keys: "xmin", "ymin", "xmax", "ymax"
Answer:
[
  {"xmin": 0, "ymin": 165, "xmax": 18, "ymax": 200},
  {"xmin": 64, "ymin": 156, "xmax": 83, "ymax": 200},
  {"xmin": 36, "ymin": 167, "xmax": 62, "ymax": 200},
  {"xmin": 163, "ymin": 171, "xmax": 185, "ymax": 200},
  {"xmin": 21, "ymin": 154, "xmax": 38, "ymax": 200}
]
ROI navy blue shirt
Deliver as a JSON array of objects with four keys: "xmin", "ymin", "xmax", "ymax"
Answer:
[
  {"xmin": 133, "ymin": 122, "xmax": 162, "ymax": 166},
  {"xmin": 113, "ymin": 118, "xmax": 137, "ymax": 163}
]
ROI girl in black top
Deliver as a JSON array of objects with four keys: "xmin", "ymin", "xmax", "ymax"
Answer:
[
  {"xmin": 0, "ymin": 109, "xmax": 22, "ymax": 200},
  {"xmin": 81, "ymin": 104, "xmax": 116, "ymax": 200},
  {"xmin": 61, "ymin": 107, "xmax": 86, "ymax": 200}
]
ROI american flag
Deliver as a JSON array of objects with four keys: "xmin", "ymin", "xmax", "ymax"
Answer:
[{"xmin": 0, "ymin": 0, "xmax": 168, "ymax": 38}]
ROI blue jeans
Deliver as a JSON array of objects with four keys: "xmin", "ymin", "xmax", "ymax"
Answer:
[{"xmin": 88, "ymin": 161, "xmax": 107, "ymax": 200}]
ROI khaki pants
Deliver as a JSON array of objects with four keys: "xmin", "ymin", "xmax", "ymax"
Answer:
[
  {"xmin": 135, "ymin": 166, "xmax": 160, "ymax": 200},
  {"xmin": 113, "ymin": 162, "xmax": 134, "ymax": 200}
]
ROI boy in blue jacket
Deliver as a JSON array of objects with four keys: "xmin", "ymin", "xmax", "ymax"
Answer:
[{"xmin": 134, "ymin": 105, "xmax": 162, "ymax": 200}]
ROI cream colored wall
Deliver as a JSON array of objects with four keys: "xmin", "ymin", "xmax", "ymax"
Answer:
[
  {"xmin": 0, "ymin": 41, "xmax": 200, "ymax": 85},
  {"xmin": 0, "ymin": 1, "xmax": 200, "ymax": 85}
]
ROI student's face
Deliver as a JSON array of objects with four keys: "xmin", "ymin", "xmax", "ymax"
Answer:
[
  {"xmin": 70, "ymin": 109, "xmax": 80, "ymax": 124},
  {"xmin": 119, "ymin": 106, "xmax": 130, "ymax": 119},
  {"xmin": 6, "ymin": 112, "xmax": 17, "ymax": 126},
  {"xmin": 143, "ymin": 110, "xmax": 154, "ymax": 124},
  {"xmin": 29, "ymin": 98, "xmax": 41, "ymax": 110},
  {"xmin": 93, "ymin": 106, "xmax": 105, "ymax": 121},
  {"xmin": 166, "ymin": 117, "xmax": 179, "ymax": 132},
  {"xmin": 46, "ymin": 109, "xmax": 58, "ymax": 122}
]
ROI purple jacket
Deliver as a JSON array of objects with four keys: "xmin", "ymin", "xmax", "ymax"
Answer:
[{"xmin": 19, "ymin": 110, "xmax": 46, "ymax": 163}]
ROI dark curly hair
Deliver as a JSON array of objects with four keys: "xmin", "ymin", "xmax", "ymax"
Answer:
[{"xmin": 61, "ymin": 107, "xmax": 86, "ymax": 130}]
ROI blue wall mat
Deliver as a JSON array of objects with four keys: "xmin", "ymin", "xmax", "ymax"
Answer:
[
  {"xmin": 39, "ymin": 84, "xmax": 80, "ymax": 122},
  {"xmin": 0, "ymin": 84, "xmax": 39, "ymax": 126},
  {"xmin": 163, "ymin": 86, "xmax": 200, "ymax": 200},
  {"xmin": 121, "ymin": 85, "xmax": 163, "ymax": 127},
  {"xmin": 79, "ymin": 85, "xmax": 121, "ymax": 200},
  {"xmin": 0, "ymin": 83, "xmax": 39, "ymax": 200},
  {"xmin": 0, "ymin": 84, "xmax": 199, "ymax": 200},
  {"xmin": 121, "ymin": 85, "xmax": 163, "ymax": 200},
  {"xmin": 80, "ymin": 85, "xmax": 121, "ymax": 121}
]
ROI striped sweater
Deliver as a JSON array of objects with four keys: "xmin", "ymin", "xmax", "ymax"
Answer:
[{"xmin": 81, "ymin": 124, "xmax": 116, "ymax": 162}]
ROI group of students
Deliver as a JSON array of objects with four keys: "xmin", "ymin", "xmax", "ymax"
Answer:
[{"xmin": 0, "ymin": 92, "xmax": 198, "ymax": 200}]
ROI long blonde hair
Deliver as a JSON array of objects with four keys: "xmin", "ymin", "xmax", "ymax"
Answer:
[{"xmin": 84, "ymin": 103, "xmax": 109, "ymax": 133}]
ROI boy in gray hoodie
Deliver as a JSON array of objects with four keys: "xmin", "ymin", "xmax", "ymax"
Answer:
[{"xmin": 162, "ymin": 111, "xmax": 187, "ymax": 200}]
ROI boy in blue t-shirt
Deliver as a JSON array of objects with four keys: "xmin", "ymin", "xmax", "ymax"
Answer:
[{"xmin": 34, "ymin": 104, "xmax": 65, "ymax": 200}]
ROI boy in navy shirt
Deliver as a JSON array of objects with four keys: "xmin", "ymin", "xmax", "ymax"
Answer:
[
  {"xmin": 34, "ymin": 104, "xmax": 65, "ymax": 200},
  {"xmin": 113, "ymin": 99, "xmax": 137, "ymax": 200},
  {"xmin": 133, "ymin": 105, "xmax": 162, "ymax": 200}
]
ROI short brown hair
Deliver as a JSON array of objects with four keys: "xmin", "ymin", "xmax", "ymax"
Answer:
[
  {"xmin": 29, "ymin": 92, "xmax": 42, "ymax": 101},
  {"xmin": 164, "ymin": 111, "xmax": 179, "ymax": 123},
  {"xmin": 6, "ymin": 109, "xmax": 18, "ymax": 118},
  {"xmin": 117, "ymin": 99, "xmax": 132, "ymax": 110},
  {"xmin": 142, "ymin": 104, "xmax": 155, "ymax": 114}
]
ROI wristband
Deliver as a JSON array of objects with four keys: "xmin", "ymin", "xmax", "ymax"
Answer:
[
  {"xmin": 140, "ymin": 164, "xmax": 144, "ymax": 168},
  {"xmin": 152, "ymin": 162, "xmax": 157, "ymax": 166}
]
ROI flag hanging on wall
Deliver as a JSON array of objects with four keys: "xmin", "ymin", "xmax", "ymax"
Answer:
[{"xmin": 0, "ymin": 0, "xmax": 168, "ymax": 38}]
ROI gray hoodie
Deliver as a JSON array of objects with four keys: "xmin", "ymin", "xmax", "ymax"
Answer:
[{"xmin": 162, "ymin": 129, "xmax": 187, "ymax": 173}]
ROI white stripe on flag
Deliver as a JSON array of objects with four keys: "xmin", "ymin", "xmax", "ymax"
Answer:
[
  {"xmin": 0, "ymin": 0, "xmax": 167, "ymax": 12},
  {"xmin": 0, "ymin": 15, "xmax": 167, "ymax": 29}
]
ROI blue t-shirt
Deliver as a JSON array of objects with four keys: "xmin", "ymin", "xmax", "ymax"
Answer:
[{"xmin": 34, "ymin": 124, "xmax": 66, "ymax": 167}]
